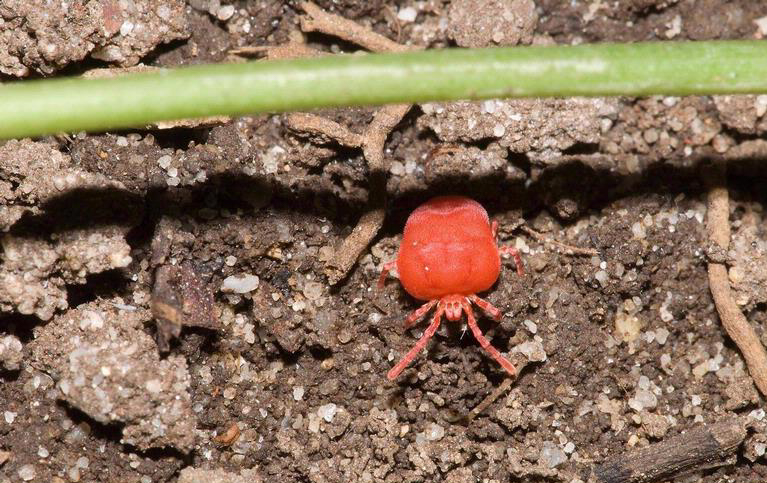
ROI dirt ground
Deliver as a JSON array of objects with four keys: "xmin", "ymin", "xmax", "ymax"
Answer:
[{"xmin": 2, "ymin": 1, "xmax": 767, "ymax": 482}]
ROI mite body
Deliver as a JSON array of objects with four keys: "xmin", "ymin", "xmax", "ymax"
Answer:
[{"xmin": 379, "ymin": 196, "xmax": 523, "ymax": 380}]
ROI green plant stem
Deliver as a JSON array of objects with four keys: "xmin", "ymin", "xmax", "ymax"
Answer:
[{"xmin": 1, "ymin": 40, "xmax": 766, "ymax": 140}]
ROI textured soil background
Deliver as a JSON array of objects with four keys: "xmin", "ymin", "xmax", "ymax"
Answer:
[{"xmin": 2, "ymin": 1, "xmax": 767, "ymax": 482}]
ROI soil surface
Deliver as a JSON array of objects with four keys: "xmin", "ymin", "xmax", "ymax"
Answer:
[{"xmin": 2, "ymin": 1, "xmax": 767, "ymax": 482}]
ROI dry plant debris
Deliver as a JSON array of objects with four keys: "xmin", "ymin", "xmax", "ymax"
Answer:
[
  {"xmin": 257, "ymin": 1, "xmax": 416, "ymax": 284},
  {"xmin": 592, "ymin": 417, "xmax": 747, "ymax": 483},
  {"xmin": 705, "ymin": 160, "xmax": 767, "ymax": 396},
  {"xmin": 521, "ymin": 225, "xmax": 600, "ymax": 257},
  {"xmin": 151, "ymin": 263, "xmax": 220, "ymax": 352}
]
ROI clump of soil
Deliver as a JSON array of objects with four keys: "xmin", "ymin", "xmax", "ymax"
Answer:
[{"xmin": 1, "ymin": 1, "xmax": 767, "ymax": 483}]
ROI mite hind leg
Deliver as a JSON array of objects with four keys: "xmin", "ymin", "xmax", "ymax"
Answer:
[{"xmin": 463, "ymin": 300, "xmax": 517, "ymax": 377}]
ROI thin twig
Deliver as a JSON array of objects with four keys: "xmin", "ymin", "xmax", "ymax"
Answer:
[
  {"xmin": 327, "ymin": 208, "xmax": 388, "ymax": 284},
  {"xmin": 282, "ymin": 3, "xmax": 414, "ymax": 284},
  {"xmin": 299, "ymin": 1, "xmax": 410, "ymax": 53},
  {"xmin": 704, "ymin": 159, "xmax": 767, "ymax": 396},
  {"xmin": 591, "ymin": 417, "xmax": 746, "ymax": 483},
  {"xmin": 229, "ymin": 43, "xmax": 325, "ymax": 60},
  {"xmin": 285, "ymin": 113, "xmax": 363, "ymax": 147},
  {"xmin": 326, "ymin": 104, "xmax": 411, "ymax": 284},
  {"xmin": 466, "ymin": 377, "xmax": 515, "ymax": 422},
  {"xmin": 521, "ymin": 226, "xmax": 600, "ymax": 256},
  {"xmin": 466, "ymin": 355, "xmax": 531, "ymax": 421}
]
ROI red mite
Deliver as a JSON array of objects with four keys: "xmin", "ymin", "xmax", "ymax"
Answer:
[{"xmin": 379, "ymin": 196, "xmax": 524, "ymax": 380}]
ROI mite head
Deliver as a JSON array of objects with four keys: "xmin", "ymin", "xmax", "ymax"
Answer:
[{"xmin": 443, "ymin": 296, "xmax": 464, "ymax": 321}]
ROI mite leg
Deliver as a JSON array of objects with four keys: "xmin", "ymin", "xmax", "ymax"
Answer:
[
  {"xmin": 468, "ymin": 294, "xmax": 502, "ymax": 322},
  {"xmin": 499, "ymin": 246, "xmax": 524, "ymax": 276},
  {"xmin": 388, "ymin": 304, "xmax": 445, "ymax": 381},
  {"xmin": 404, "ymin": 299, "xmax": 438, "ymax": 328},
  {"xmin": 463, "ymin": 301, "xmax": 517, "ymax": 377},
  {"xmin": 377, "ymin": 260, "xmax": 397, "ymax": 288}
]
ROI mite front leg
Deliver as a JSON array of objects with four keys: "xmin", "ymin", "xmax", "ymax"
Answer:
[
  {"xmin": 404, "ymin": 299, "xmax": 438, "ymax": 328},
  {"xmin": 377, "ymin": 260, "xmax": 397, "ymax": 288},
  {"xmin": 463, "ymin": 301, "xmax": 517, "ymax": 377},
  {"xmin": 468, "ymin": 294, "xmax": 502, "ymax": 321},
  {"xmin": 499, "ymin": 246, "xmax": 524, "ymax": 276},
  {"xmin": 388, "ymin": 304, "xmax": 445, "ymax": 381}
]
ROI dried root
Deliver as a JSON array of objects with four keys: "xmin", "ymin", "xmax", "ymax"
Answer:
[
  {"xmin": 246, "ymin": 2, "xmax": 417, "ymax": 284},
  {"xmin": 705, "ymin": 159, "xmax": 767, "ymax": 396},
  {"xmin": 521, "ymin": 225, "xmax": 600, "ymax": 257}
]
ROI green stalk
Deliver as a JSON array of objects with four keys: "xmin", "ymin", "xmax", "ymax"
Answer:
[{"xmin": 1, "ymin": 40, "xmax": 766, "ymax": 140}]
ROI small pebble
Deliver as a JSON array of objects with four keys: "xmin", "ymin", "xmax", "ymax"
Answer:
[
  {"xmin": 397, "ymin": 6, "xmax": 417, "ymax": 22},
  {"xmin": 425, "ymin": 422, "xmax": 445, "ymax": 441},
  {"xmin": 655, "ymin": 327, "xmax": 669, "ymax": 345},
  {"xmin": 244, "ymin": 324, "xmax": 256, "ymax": 344},
  {"xmin": 629, "ymin": 389, "xmax": 657, "ymax": 411},
  {"xmin": 643, "ymin": 129, "xmax": 658, "ymax": 144},
  {"xmin": 539, "ymin": 441, "xmax": 567, "ymax": 468},
  {"xmin": 217, "ymin": 4, "xmax": 235, "ymax": 20},
  {"xmin": 157, "ymin": 155, "xmax": 172, "ymax": 169},
  {"xmin": 221, "ymin": 274, "xmax": 260, "ymax": 293},
  {"xmin": 293, "ymin": 386, "xmax": 305, "ymax": 401},
  {"xmin": 749, "ymin": 409, "xmax": 765, "ymax": 421},
  {"xmin": 337, "ymin": 330, "xmax": 352, "ymax": 344},
  {"xmin": 512, "ymin": 341, "xmax": 547, "ymax": 362},
  {"xmin": 638, "ymin": 375, "xmax": 650, "ymax": 390},
  {"xmin": 390, "ymin": 161, "xmax": 405, "ymax": 176},
  {"xmin": 756, "ymin": 94, "xmax": 767, "ymax": 117},
  {"xmin": 631, "ymin": 222, "xmax": 646, "ymax": 239},
  {"xmin": 493, "ymin": 123, "xmax": 506, "ymax": 137},
  {"xmin": 4, "ymin": 411, "xmax": 16, "ymax": 424},
  {"xmin": 482, "ymin": 100, "xmax": 497, "ymax": 114},
  {"xmin": 145, "ymin": 379, "xmax": 162, "ymax": 394},
  {"xmin": 303, "ymin": 282, "xmax": 324, "ymax": 301},
  {"xmin": 120, "ymin": 20, "xmax": 134, "ymax": 36},
  {"xmin": 755, "ymin": 442, "xmax": 767, "ymax": 457},
  {"xmin": 18, "ymin": 464, "xmax": 36, "ymax": 481},
  {"xmin": 37, "ymin": 446, "xmax": 49, "ymax": 458},
  {"xmin": 523, "ymin": 319, "xmax": 538, "ymax": 334},
  {"xmin": 318, "ymin": 403, "xmax": 338, "ymax": 423},
  {"xmin": 225, "ymin": 256, "xmax": 237, "ymax": 266},
  {"xmin": 594, "ymin": 270, "xmax": 609, "ymax": 287}
]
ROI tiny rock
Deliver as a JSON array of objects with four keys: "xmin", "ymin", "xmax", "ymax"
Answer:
[
  {"xmin": 221, "ymin": 274, "xmax": 260, "ymax": 294},
  {"xmin": 539, "ymin": 441, "xmax": 567, "ymax": 468},
  {"xmin": 318, "ymin": 403, "xmax": 338, "ymax": 423},
  {"xmin": 18, "ymin": 464, "xmax": 36, "ymax": 481},
  {"xmin": 424, "ymin": 422, "xmax": 445, "ymax": 441},
  {"xmin": 512, "ymin": 340, "xmax": 547, "ymax": 362}
]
